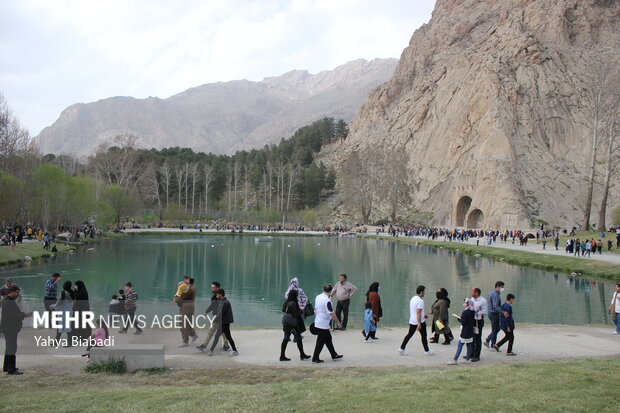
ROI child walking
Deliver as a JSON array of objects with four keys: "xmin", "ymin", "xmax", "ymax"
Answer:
[
  {"xmin": 494, "ymin": 294, "xmax": 516, "ymax": 356},
  {"xmin": 363, "ymin": 301, "xmax": 376, "ymax": 342}
]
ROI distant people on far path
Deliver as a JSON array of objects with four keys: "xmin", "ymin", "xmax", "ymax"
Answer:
[
  {"xmin": 1, "ymin": 286, "xmax": 33, "ymax": 375},
  {"xmin": 494, "ymin": 294, "xmax": 517, "ymax": 356},
  {"xmin": 279, "ymin": 289, "xmax": 310, "ymax": 361},
  {"xmin": 364, "ymin": 282, "xmax": 382, "ymax": 339},
  {"xmin": 485, "ymin": 281, "xmax": 505, "ymax": 349},
  {"xmin": 330, "ymin": 274, "xmax": 358, "ymax": 330},
  {"xmin": 119, "ymin": 282, "xmax": 142, "ymax": 334},
  {"xmin": 311, "ymin": 283, "xmax": 343, "ymax": 363},
  {"xmin": 399, "ymin": 285, "xmax": 434, "ymax": 356},
  {"xmin": 446, "ymin": 298, "xmax": 475, "ymax": 365},
  {"xmin": 43, "ymin": 273, "xmax": 60, "ymax": 314},
  {"xmin": 610, "ymin": 283, "xmax": 620, "ymax": 335}
]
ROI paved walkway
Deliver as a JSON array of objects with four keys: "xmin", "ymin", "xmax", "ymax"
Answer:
[
  {"xmin": 10, "ymin": 325, "xmax": 620, "ymax": 373},
  {"xmin": 398, "ymin": 234, "xmax": 620, "ymax": 265}
]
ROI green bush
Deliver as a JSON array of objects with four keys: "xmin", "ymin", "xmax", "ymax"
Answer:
[
  {"xmin": 84, "ymin": 358, "xmax": 127, "ymax": 374},
  {"xmin": 612, "ymin": 205, "xmax": 620, "ymax": 226}
]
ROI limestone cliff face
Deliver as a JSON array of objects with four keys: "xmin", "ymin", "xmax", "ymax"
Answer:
[
  {"xmin": 325, "ymin": 0, "xmax": 620, "ymax": 229},
  {"xmin": 36, "ymin": 58, "xmax": 397, "ymax": 157}
]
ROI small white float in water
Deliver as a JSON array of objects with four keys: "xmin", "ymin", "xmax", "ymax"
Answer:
[
  {"xmin": 474, "ymin": 254, "xmax": 481, "ymax": 257},
  {"xmin": 87, "ymin": 248, "xmax": 95, "ymax": 251},
  {"xmin": 24, "ymin": 256, "xmax": 32, "ymax": 262}
]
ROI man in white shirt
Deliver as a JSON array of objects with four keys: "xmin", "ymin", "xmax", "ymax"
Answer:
[
  {"xmin": 398, "ymin": 285, "xmax": 434, "ymax": 356},
  {"xmin": 471, "ymin": 287, "xmax": 487, "ymax": 361},
  {"xmin": 312, "ymin": 284, "xmax": 343, "ymax": 363},
  {"xmin": 331, "ymin": 274, "xmax": 358, "ymax": 330},
  {"xmin": 611, "ymin": 283, "xmax": 620, "ymax": 334}
]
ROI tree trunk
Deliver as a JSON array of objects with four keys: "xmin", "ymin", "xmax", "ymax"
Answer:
[
  {"xmin": 597, "ymin": 122, "xmax": 615, "ymax": 231},
  {"xmin": 582, "ymin": 124, "xmax": 598, "ymax": 231}
]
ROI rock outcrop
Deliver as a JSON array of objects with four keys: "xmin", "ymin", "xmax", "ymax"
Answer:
[
  {"xmin": 36, "ymin": 58, "xmax": 397, "ymax": 157},
  {"xmin": 324, "ymin": 0, "xmax": 620, "ymax": 229}
]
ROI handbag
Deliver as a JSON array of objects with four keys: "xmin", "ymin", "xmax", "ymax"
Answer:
[
  {"xmin": 282, "ymin": 302, "xmax": 298, "ymax": 328},
  {"xmin": 303, "ymin": 302, "xmax": 314, "ymax": 318},
  {"xmin": 309, "ymin": 322, "xmax": 318, "ymax": 335},
  {"xmin": 435, "ymin": 320, "xmax": 445, "ymax": 331}
]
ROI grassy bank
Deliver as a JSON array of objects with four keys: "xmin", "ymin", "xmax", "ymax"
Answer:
[
  {"xmin": 0, "ymin": 359, "xmax": 616, "ymax": 412},
  {"xmin": 0, "ymin": 241, "xmax": 71, "ymax": 266},
  {"xmin": 369, "ymin": 236, "xmax": 620, "ymax": 281},
  {"xmin": 0, "ymin": 232, "xmax": 126, "ymax": 267}
]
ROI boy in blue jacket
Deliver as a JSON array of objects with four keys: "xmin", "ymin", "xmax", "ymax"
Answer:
[
  {"xmin": 363, "ymin": 302, "xmax": 376, "ymax": 342},
  {"xmin": 493, "ymin": 294, "xmax": 516, "ymax": 356}
]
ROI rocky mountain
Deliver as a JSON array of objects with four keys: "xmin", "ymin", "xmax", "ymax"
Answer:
[
  {"xmin": 323, "ymin": 0, "xmax": 620, "ymax": 229},
  {"xmin": 35, "ymin": 58, "xmax": 397, "ymax": 157}
]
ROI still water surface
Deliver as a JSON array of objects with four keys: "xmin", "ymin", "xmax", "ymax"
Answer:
[{"xmin": 4, "ymin": 235, "xmax": 616, "ymax": 327}]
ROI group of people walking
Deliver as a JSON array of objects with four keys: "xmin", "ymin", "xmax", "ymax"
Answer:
[
  {"xmin": 278, "ymin": 275, "xmax": 521, "ymax": 366},
  {"xmin": 2, "ymin": 270, "xmax": 618, "ymax": 376}
]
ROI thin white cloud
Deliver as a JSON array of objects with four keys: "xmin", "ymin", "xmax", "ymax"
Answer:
[{"xmin": 0, "ymin": 0, "xmax": 435, "ymax": 136}]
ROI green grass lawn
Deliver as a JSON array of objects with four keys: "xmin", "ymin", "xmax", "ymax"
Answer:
[
  {"xmin": 0, "ymin": 232, "xmax": 125, "ymax": 266},
  {"xmin": 0, "ymin": 359, "xmax": 616, "ymax": 412},
  {"xmin": 0, "ymin": 241, "xmax": 70, "ymax": 266}
]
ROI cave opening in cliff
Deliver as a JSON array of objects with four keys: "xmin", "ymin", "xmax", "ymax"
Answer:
[
  {"xmin": 467, "ymin": 209, "xmax": 484, "ymax": 229},
  {"xmin": 455, "ymin": 196, "xmax": 473, "ymax": 227}
]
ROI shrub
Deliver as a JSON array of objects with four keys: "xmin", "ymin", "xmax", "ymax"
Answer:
[{"xmin": 84, "ymin": 357, "xmax": 127, "ymax": 374}]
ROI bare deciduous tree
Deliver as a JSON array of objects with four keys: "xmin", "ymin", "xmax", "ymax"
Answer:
[
  {"xmin": 597, "ymin": 83, "xmax": 620, "ymax": 231},
  {"xmin": 380, "ymin": 145, "xmax": 412, "ymax": 224},
  {"xmin": 581, "ymin": 61, "xmax": 612, "ymax": 230},
  {"xmin": 342, "ymin": 148, "xmax": 379, "ymax": 224},
  {"xmin": 203, "ymin": 164, "xmax": 214, "ymax": 217},
  {"xmin": 144, "ymin": 162, "xmax": 161, "ymax": 210},
  {"xmin": 0, "ymin": 93, "xmax": 31, "ymax": 173},
  {"xmin": 159, "ymin": 161, "xmax": 172, "ymax": 208}
]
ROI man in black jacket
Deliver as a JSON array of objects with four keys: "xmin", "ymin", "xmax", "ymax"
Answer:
[
  {"xmin": 196, "ymin": 281, "xmax": 229, "ymax": 353},
  {"xmin": 208, "ymin": 289, "xmax": 238, "ymax": 357},
  {"xmin": 1, "ymin": 286, "xmax": 32, "ymax": 375}
]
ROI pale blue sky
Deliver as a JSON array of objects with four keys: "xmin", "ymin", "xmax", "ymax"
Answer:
[{"xmin": 0, "ymin": 0, "xmax": 435, "ymax": 136}]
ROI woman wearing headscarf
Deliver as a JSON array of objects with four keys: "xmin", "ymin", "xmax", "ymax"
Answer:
[
  {"xmin": 429, "ymin": 288, "xmax": 452, "ymax": 345},
  {"xmin": 54, "ymin": 280, "xmax": 74, "ymax": 344},
  {"xmin": 73, "ymin": 281, "xmax": 92, "ymax": 340},
  {"xmin": 364, "ymin": 282, "xmax": 381, "ymax": 339},
  {"xmin": 284, "ymin": 277, "xmax": 308, "ymax": 334},
  {"xmin": 279, "ymin": 289, "xmax": 311, "ymax": 361}
]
